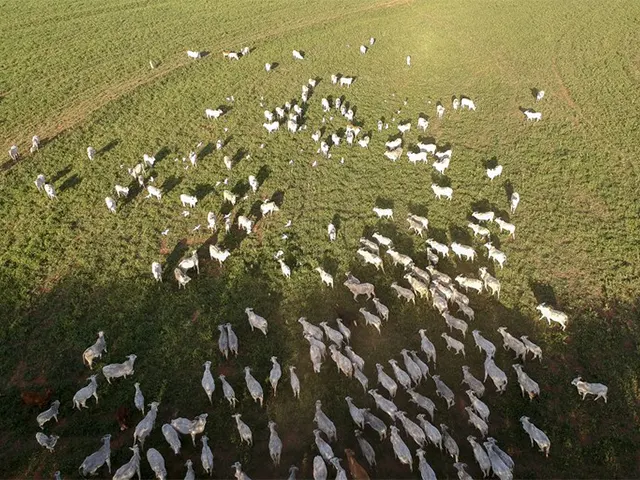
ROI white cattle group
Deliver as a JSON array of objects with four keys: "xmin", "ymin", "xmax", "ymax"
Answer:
[{"xmin": 14, "ymin": 24, "xmax": 600, "ymax": 480}]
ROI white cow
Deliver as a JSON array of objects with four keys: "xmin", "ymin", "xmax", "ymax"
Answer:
[
  {"xmin": 205, "ymin": 108, "xmax": 224, "ymax": 119},
  {"xmin": 571, "ymin": 377, "xmax": 608, "ymax": 402},
  {"xmin": 44, "ymin": 184, "xmax": 57, "ymax": 200},
  {"xmin": 460, "ymin": 98, "xmax": 477, "ymax": 110},
  {"xmin": 263, "ymin": 121, "xmax": 280, "ymax": 133},
  {"xmin": 510, "ymin": 192, "xmax": 520, "ymax": 214},
  {"xmin": 384, "ymin": 147, "xmax": 403, "ymax": 162},
  {"xmin": 146, "ymin": 185, "xmax": 162, "ymax": 200},
  {"xmin": 180, "ymin": 194, "xmax": 197, "ymax": 208},
  {"xmin": 386, "ymin": 138, "xmax": 402, "ymax": 150},
  {"xmin": 487, "ymin": 165, "xmax": 503, "ymax": 180},
  {"xmin": 417, "ymin": 142, "xmax": 437, "ymax": 154},
  {"xmin": 373, "ymin": 207, "xmax": 393, "ymax": 219},
  {"xmin": 472, "ymin": 211, "xmax": 495, "ymax": 223},
  {"xmin": 35, "ymin": 174, "xmax": 46, "ymax": 191},
  {"xmin": 360, "ymin": 45, "xmax": 367, "ymax": 54},
  {"xmin": 536, "ymin": 90, "xmax": 545, "ymax": 101},
  {"xmin": 8, "ymin": 145, "xmax": 18, "ymax": 161},
  {"xmin": 339, "ymin": 77, "xmax": 355, "ymax": 87},
  {"xmin": 524, "ymin": 110, "xmax": 542, "ymax": 121},
  {"xmin": 451, "ymin": 243, "xmax": 476, "ymax": 261},
  {"xmin": 105, "ymin": 197, "xmax": 116, "ymax": 213},
  {"xmin": 536, "ymin": 303, "xmax": 568, "ymax": 330},
  {"xmin": 436, "ymin": 104, "xmax": 445, "ymax": 119},
  {"xmin": 407, "ymin": 151, "xmax": 427, "ymax": 164},
  {"xmin": 114, "ymin": 185, "xmax": 129, "ymax": 198},
  {"xmin": 484, "ymin": 243, "xmax": 507, "ymax": 268},
  {"xmin": 292, "ymin": 50, "xmax": 304, "ymax": 60},
  {"xmin": 495, "ymin": 217, "xmax": 516, "ymax": 238},
  {"xmin": 187, "ymin": 50, "xmax": 201, "ymax": 58},
  {"xmin": 431, "ymin": 184, "xmax": 452, "ymax": 200}
]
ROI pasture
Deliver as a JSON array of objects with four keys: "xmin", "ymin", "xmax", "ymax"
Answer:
[{"xmin": 1, "ymin": 0, "xmax": 640, "ymax": 477}]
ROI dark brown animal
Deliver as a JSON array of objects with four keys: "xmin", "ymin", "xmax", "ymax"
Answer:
[
  {"xmin": 116, "ymin": 406, "xmax": 131, "ymax": 431},
  {"xmin": 21, "ymin": 388, "xmax": 52, "ymax": 409},
  {"xmin": 345, "ymin": 448, "xmax": 370, "ymax": 480}
]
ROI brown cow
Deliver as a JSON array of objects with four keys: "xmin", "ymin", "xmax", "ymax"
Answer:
[{"xmin": 345, "ymin": 448, "xmax": 370, "ymax": 480}]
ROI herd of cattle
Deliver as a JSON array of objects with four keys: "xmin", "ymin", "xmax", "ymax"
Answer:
[{"xmin": 13, "ymin": 34, "xmax": 610, "ymax": 480}]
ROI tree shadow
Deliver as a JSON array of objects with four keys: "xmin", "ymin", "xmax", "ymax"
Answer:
[
  {"xmin": 271, "ymin": 190, "xmax": 285, "ymax": 207},
  {"xmin": 374, "ymin": 197, "xmax": 394, "ymax": 209},
  {"xmin": 51, "ymin": 165, "xmax": 72, "ymax": 183},
  {"xmin": 58, "ymin": 174, "xmax": 82, "ymax": 192},
  {"xmin": 331, "ymin": 213, "xmax": 342, "ymax": 231},
  {"xmin": 504, "ymin": 179, "xmax": 514, "ymax": 203},
  {"xmin": 193, "ymin": 183, "xmax": 214, "ymax": 201},
  {"xmin": 197, "ymin": 143, "xmax": 215, "ymax": 161},
  {"xmin": 408, "ymin": 202, "xmax": 429, "ymax": 217},
  {"xmin": 232, "ymin": 148, "xmax": 248, "ymax": 167},
  {"xmin": 154, "ymin": 146, "xmax": 171, "ymax": 165},
  {"xmin": 165, "ymin": 239, "xmax": 190, "ymax": 272},
  {"xmin": 482, "ymin": 156, "xmax": 499, "ymax": 169},
  {"xmin": 431, "ymin": 172, "xmax": 451, "ymax": 187},
  {"xmin": 162, "ymin": 175, "xmax": 182, "ymax": 195},
  {"xmin": 97, "ymin": 139, "xmax": 120, "ymax": 155},
  {"xmin": 256, "ymin": 165, "xmax": 270, "ymax": 186},
  {"xmin": 448, "ymin": 224, "xmax": 472, "ymax": 244},
  {"xmin": 529, "ymin": 280, "xmax": 558, "ymax": 305},
  {"xmin": 417, "ymin": 135, "xmax": 436, "ymax": 144},
  {"xmin": 231, "ymin": 179, "xmax": 250, "ymax": 199}
]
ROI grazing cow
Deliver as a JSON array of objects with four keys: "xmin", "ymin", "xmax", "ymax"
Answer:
[
  {"xmin": 146, "ymin": 185, "xmax": 162, "ymax": 200},
  {"xmin": 263, "ymin": 121, "xmax": 280, "ymax": 133},
  {"xmin": 87, "ymin": 146, "xmax": 96, "ymax": 161},
  {"xmin": 431, "ymin": 184, "xmax": 452, "ymax": 200},
  {"xmin": 406, "ymin": 55, "xmax": 411, "ymax": 66},
  {"xmin": 510, "ymin": 192, "xmax": 520, "ymax": 214},
  {"xmin": 436, "ymin": 104, "xmax": 445, "ymax": 119},
  {"xmin": 340, "ymin": 77, "xmax": 355, "ymax": 87},
  {"xmin": 292, "ymin": 50, "xmax": 304, "ymax": 60},
  {"xmin": 187, "ymin": 50, "xmax": 202, "ymax": 59},
  {"xmin": 222, "ymin": 51, "xmax": 239, "ymax": 60},
  {"xmin": 35, "ymin": 174, "xmax": 46, "ymax": 191},
  {"xmin": 523, "ymin": 110, "xmax": 542, "ymax": 121},
  {"xmin": 105, "ymin": 197, "xmax": 117, "ymax": 213},
  {"xmin": 536, "ymin": 90, "xmax": 545, "ymax": 101},
  {"xmin": 44, "ymin": 184, "xmax": 57, "ymax": 200},
  {"xmin": 373, "ymin": 207, "xmax": 393, "ymax": 219},
  {"xmin": 115, "ymin": 185, "xmax": 129, "ymax": 198},
  {"xmin": 205, "ymin": 108, "xmax": 223, "ymax": 119},
  {"xmin": 487, "ymin": 165, "xmax": 503, "ymax": 180},
  {"xmin": 265, "ymin": 63, "xmax": 271, "ymax": 72},
  {"xmin": 417, "ymin": 117, "xmax": 429, "ymax": 132},
  {"xmin": 31, "ymin": 136, "xmax": 40, "ymax": 153},
  {"xmin": 179, "ymin": 194, "xmax": 197, "ymax": 208},
  {"xmin": 460, "ymin": 97, "xmax": 477, "ymax": 110},
  {"xmin": 360, "ymin": 45, "xmax": 367, "ymax": 54}
]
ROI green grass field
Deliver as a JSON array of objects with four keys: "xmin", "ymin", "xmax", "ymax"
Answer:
[{"xmin": 2, "ymin": 0, "xmax": 640, "ymax": 478}]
